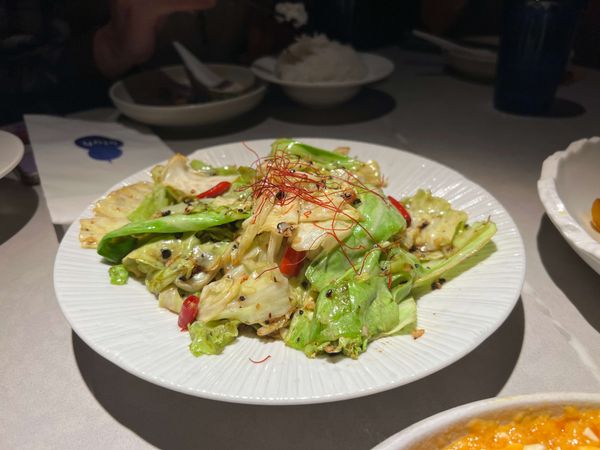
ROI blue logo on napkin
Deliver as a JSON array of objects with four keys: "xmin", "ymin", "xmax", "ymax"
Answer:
[{"xmin": 75, "ymin": 136, "xmax": 123, "ymax": 162}]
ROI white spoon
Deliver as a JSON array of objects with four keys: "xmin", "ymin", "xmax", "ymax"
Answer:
[
  {"xmin": 412, "ymin": 30, "xmax": 496, "ymax": 61},
  {"xmin": 172, "ymin": 41, "xmax": 245, "ymax": 96}
]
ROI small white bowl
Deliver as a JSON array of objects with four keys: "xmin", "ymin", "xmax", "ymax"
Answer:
[
  {"xmin": 0, "ymin": 130, "xmax": 24, "ymax": 179},
  {"xmin": 374, "ymin": 392, "xmax": 600, "ymax": 450},
  {"xmin": 110, "ymin": 64, "xmax": 266, "ymax": 127},
  {"xmin": 538, "ymin": 137, "xmax": 600, "ymax": 275},
  {"xmin": 251, "ymin": 53, "xmax": 394, "ymax": 108},
  {"xmin": 446, "ymin": 48, "xmax": 497, "ymax": 80}
]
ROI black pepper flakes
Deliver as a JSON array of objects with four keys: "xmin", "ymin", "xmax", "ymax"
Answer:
[
  {"xmin": 239, "ymin": 295, "xmax": 246, "ymax": 302},
  {"xmin": 352, "ymin": 198, "xmax": 362, "ymax": 206},
  {"xmin": 431, "ymin": 278, "xmax": 446, "ymax": 290},
  {"xmin": 275, "ymin": 190, "xmax": 285, "ymax": 201},
  {"xmin": 174, "ymin": 232, "xmax": 183, "ymax": 239},
  {"xmin": 301, "ymin": 280, "xmax": 309, "ymax": 289},
  {"xmin": 161, "ymin": 248, "xmax": 172, "ymax": 259},
  {"xmin": 299, "ymin": 310, "xmax": 304, "ymax": 315},
  {"xmin": 160, "ymin": 210, "xmax": 171, "ymax": 217},
  {"xmin": 325, "ymin": 289, "xmax": 333, "ymax": 298},
  {"xmin": 418, "ymin": 220, "xmax": 430, "ymax": 230}
]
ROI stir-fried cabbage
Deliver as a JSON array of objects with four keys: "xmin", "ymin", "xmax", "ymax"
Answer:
[{"xmin": 83, "ymin": 140, "xmax": 497, "ymax": 359}]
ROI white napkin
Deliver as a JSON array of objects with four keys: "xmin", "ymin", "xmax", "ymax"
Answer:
[{"xmin": 25, "ymin": 114, "xmax": 173, "ymax": 225}]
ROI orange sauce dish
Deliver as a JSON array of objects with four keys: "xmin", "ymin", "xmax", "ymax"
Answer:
[
  {"xmin": 444, "ymin": 407, "xmax": 600, "ymax": 450},
  {"xmin": 592, "ymin": 198, "xmax": 600, "ymax": 232}
]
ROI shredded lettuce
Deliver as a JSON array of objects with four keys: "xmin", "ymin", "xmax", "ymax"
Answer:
[
  {"xmin": 108, "ymin": 264, "xmax": 129, "ymax": 285},
  {"xmin": 189, "ymin": 320, "xmax": 240, "ymax": 355},
  {"xmin": 305, "ymin": 190, "xmax": 406, "ymax": 291},
  {"xmin": 285, "ymin": 250, "xmax": 417, "ymax": 358},
  {"xmin": 127, "ymin": 184, "xmax": 172, "ymax": 223}
]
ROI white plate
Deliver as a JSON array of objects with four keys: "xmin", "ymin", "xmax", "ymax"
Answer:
[
  {"xmin": 538, "ymin": 137, "xmax": 600, "ymax": 275},
  {"xmin": 110, "ymin": 64, "xmax": 266, "ymax": 127},
  {"xmin": 54, "ymin": 138, "xmax": 525, "ymax": 405},
  {"xmin": 373, "ymin": 392, "xmax": 600, "ymax": 449},
  {"xmin": 251, "ymin": 54, "xmax": 394, "ymax": 107},
  {"xmin": 0, "ymin": 130, "xmax": 25, "ymax": 179}
]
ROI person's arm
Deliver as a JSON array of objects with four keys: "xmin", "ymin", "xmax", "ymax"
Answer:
[{"xmin": 93, "ymin": 0, "xmax": 216, "ymax": 78}]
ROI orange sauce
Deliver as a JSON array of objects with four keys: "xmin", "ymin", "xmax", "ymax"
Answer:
[
  {"xmin": 444, "ymin": 407, "xmax": 600, "ymax": 450},
  {"xmin": 592, "ymin": 198, "xmax": 600, "ymax": 232}
]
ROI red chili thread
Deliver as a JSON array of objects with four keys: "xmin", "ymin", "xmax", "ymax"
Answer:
[{"xmin": 249, "ymin": 355, "xmax": 272, "ymax": 364}]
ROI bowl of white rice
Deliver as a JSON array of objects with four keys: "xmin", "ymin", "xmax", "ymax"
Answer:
[{"xmin": 251, "ymin": 34, "xmax": 394, "ymax": 108}]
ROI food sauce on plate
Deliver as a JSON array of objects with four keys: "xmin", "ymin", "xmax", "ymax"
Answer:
[{"xmin": 444, "ymin": 407, "xmax": 600, "ymax": 450}]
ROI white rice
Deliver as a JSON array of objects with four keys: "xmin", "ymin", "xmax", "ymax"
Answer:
[
  {"xmin": 275, "ymin": 2, "xmax": 308, "ymax": 29},
  {"xmin": 275, "ymin": 34, "xmax": 368, "ymax": 83}
]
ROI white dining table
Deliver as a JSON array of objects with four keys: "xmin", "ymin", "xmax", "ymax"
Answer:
[{"xmin": 2, "ymin": 48, "xmax": 599, "ymax": 450}]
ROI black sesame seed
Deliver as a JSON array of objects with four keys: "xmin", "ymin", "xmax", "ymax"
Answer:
[
  {"xmin": 431, "ymin": 280, "xmax": 444, "ymax": 290},
  {"xmin": 161, "ymin": 249, "xmax": 172, "ymax": 259},
  {"xmin": 326, "ymin": 289, "xmax": 333, "ymax": 298}
]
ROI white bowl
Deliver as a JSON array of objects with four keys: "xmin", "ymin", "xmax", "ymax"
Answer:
[
  {"xmin": 0, "ymin": 130, "xmax": 24, "ymax": 179},
  {"xmin": 446, "ymin": 48, "xmax": 497, "ymax": 80},
  {"xmin": 251, "ymin": 53, "xmax": 394, "ymax": 108},
  {"xmin": 538, "ymin": 137, "xmax": 600, "ymax": 275},
  {"xmin": 374, "ymin": 392, "xmax": 600, "ymax": 450},
  {"xmin": 446, "ymin": 35, "xmax": 499, "ymax": 80},
  {"xmin": 109, "ymin": 64, "xmax": 266, "ymax": 127}
]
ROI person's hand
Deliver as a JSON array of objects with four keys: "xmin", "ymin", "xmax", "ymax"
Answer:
[{"xmin": 93, "ymin": 0, "xmax": 216, "ymax": 78}]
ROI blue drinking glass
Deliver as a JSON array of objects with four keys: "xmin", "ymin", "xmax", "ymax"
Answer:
[{"xmin": 494, "ymin": 0, "xmax": 587, "ymax": 115}]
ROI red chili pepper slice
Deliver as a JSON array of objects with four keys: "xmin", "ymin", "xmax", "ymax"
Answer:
[
  {"xmin": 280, "ymin": 246, "xmax": 307, "ymax": 277},
  {"xmin": 196, "ymin": 181, "xmax": 231, "ymax": 199},
  {"xmin": 178, "ymin": 294, "xmax": 200, "ymax": 331},
  {"xmin": 388, "ymin": 195, "xmax": 412, "ymax": 227}
]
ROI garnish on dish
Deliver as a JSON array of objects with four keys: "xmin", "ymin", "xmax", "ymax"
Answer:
[{"xmin": 80, "ymin": 140, "xmax": 496, "ymax": 359}]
